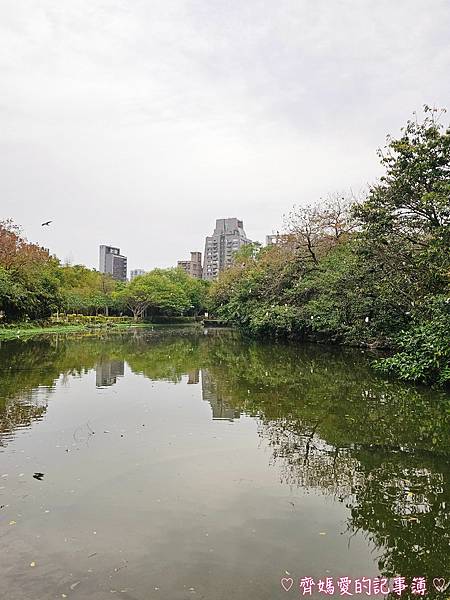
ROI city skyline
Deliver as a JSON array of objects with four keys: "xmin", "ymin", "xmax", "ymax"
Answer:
[
  {"xmin": 104, "ymin": 216, "xmax": 256, "ymax": 280},
  {"xmin": 1, "ymin": 1, "xmax": 449, "ymax": 272}
]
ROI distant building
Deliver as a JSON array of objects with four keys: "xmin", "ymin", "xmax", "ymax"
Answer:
[
  {"xmin": 203, "ymin": 218, "xmax": 252, "ymax": 281},
  {"xmin": 177, "ymin": 251, "xmax": 203, "ymax": 279},
  {"xmin": 130, "ymin": 269, "xmax": 146, "ymax": 281},
  {"xmin": 99, "ymin": 245, "xmax": 127, "ymax": 281},
  {"xmin": 266, "ymin": 233, "xmax": 280, "ymax": 246},
  {"xmin": 266, "ymin": 232, "xmax": 296, "ymax": 251}
]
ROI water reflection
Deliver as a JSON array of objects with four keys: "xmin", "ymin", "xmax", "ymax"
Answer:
[
  {"xmin": 0, "ymin": 329, "xmax": 448, "ymax": 597},
  {"xmin": 95, "ymin": 359, "xmax": 125, "ymax": 387},
  {"xmin": 202, "ymin": 369, "xmax": 241, "ymax": 421},
  {"xmin": 187, "ymin": 369, "xmax": 199, "ymax": 385}
]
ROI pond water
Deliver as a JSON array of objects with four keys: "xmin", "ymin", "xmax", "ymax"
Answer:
[{"xmin": 0, "ymin": 327, "xmax": 448, "ymax": 600}]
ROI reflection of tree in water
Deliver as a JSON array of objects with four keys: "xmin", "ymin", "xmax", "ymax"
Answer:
[
  {"xmin": 0, "ymin": 392, "xmax": 48, "ymax": 448},
  {"xmin": 0, "ymin": 329, "xmax": 448, "ymax": 592},
  {"xmin": 347, "ymin": 452, "xmax": 449, "ymax": 598},
  {"xmin": 0, "ymin": 338, "xmax": 62, "ymax": 447},
  {"xmin": 256, "ymin": 414, "xmax": 449, "ymax": 597},
  {"xmin": 0, "ymin": 329, "xmax": 204, "ymax": 446},
  {"xmin": 205, "ymin": 339, "xmax": 449, "ymax": 597},
  {"xmin": 261, "ymin": 418, "xmax": 362, "ymax": 498}
]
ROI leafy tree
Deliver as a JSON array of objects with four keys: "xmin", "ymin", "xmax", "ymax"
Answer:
[
  {"xmin": 115, "ymin": 268, "xmax": 208, "ymax": 320},
  {"xmin": 0, "ymin": 220, "xmax": 63, "ymax": 321},
  {"xmin": 353, "ymin": 106, "xmax": 450, "ymax": 298},
  {"xmin": 374, "ymin": 296, "xmax": 450, "ymax": 385},
  {"xmin": 58, "ymin": 265, "xmax": 117, "ymax": 315},
  {"xmin": 285, "ymin": 193, "xmax": 357, "ymax": 265}
]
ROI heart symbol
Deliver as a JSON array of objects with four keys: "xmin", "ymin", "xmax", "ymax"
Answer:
[
  {"xmin": 433, "ymin": 578, "xmax": 450, "ymax": 593},
  {"xmin": 281, "ymin": 577, "xmax": 294, "ymax": 592}
]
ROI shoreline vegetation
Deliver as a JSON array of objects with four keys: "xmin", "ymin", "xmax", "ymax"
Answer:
[{"xmin": 1, "ymin": 108, "xmax": 449, "ymax": 386}]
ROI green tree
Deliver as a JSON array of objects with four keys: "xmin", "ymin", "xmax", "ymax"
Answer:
[
  {"xmin": 115, "ymin": 268, "xmax": 208, "ymax": 320},
  {"xmin": 0, "ymin": 220, "xmax": 63, "ymax": 321},
  {"xmin": 58, "ymin": 264, "xmax": 117, "ymax": 315}
]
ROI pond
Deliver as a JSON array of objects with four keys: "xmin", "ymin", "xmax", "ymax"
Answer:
[{"xmin": 0, "ymin": 327, "xmax": 449, "ymax": 600}]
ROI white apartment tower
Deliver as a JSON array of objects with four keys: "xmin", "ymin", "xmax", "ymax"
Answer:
[{"xmin": 203, "ymin": 218, "xmax": 251, "ymax": 281}]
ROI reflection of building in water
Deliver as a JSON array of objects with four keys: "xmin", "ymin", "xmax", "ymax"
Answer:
[
  {"xmin": 187, "ymin": 370, "xmax": 200, "ymax": 384},
  {"xmin": 201, "ymin": 370, "xmax": 240, "ymax": 421},
  {"xmin": 95, "ymin": 360, "xmax": 125, "ymax": 387}
]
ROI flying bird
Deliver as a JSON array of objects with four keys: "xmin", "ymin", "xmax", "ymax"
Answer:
[{"xmin": 41, "ymin": 220, "xmax": 53, "ymax": 226}]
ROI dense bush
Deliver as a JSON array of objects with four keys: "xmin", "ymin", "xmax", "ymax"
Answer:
[{"xmin": 374, "ymin": 296, "xmax": 450, "ymax": 385}]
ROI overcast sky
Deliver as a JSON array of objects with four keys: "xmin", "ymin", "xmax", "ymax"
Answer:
[{"xmin": 1, "ymin": 1, "xmax": 449, "ymax": 272}]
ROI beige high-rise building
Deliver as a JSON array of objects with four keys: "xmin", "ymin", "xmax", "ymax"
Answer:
[
  {"xmin": 203, "ymin": 218, "xmax": 251, "ymax": 281},
  {"xmin": 177, "ymin": 251, "xmax": 203, "ymax": 279}
]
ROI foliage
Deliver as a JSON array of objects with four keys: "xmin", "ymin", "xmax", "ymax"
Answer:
[
  {"xmin": 0, "ymin": 220, "xmax": 63, "ymax": 321},
  {"xmin": 285, "ymin": 192, "xmax": 357, "ymax": 265},
  {"xmin": 209, "ymin": 108, "xmax": 450, "ymax": 385},
  {"xmin": 374, "ymin": 296, "xmax": 450, "ymax": 385},
  {"xmin": 115, "ymin": 268, "xmax": 208, "ymax": 320},
  {"xmin": 57, "ymin": 264, "xmax": 119, "ymax": 315}
]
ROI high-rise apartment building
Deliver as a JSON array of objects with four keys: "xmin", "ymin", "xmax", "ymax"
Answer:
[
  {"xmin": 202, "ymin": 218, "xmax": 251, "ymax": 280},
  {"xmin": 99, "ymin": 245, "xmax": 127, "ymax": 281},
  {"xmin": 177, "ymin": 252, "xmax": 203, "ymax": 279},
  {"xmin": 130, "ymin": 269, "xmax": 146, "ymax": 281}
]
